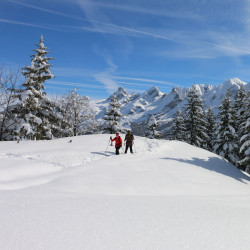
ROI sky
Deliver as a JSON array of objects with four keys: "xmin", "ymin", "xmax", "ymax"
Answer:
[{"xmin": 1, "ymin": 0, "xmax": 250, "ymax": 99}]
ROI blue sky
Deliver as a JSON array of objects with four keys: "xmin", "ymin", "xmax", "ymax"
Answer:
[{"xmin": 1, "ymin": 0, "xmax": 250, "ymax": 99}]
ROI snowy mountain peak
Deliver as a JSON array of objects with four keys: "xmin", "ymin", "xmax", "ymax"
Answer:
[
  {"xmin": 221, "ymin": 78, "xmax": 247, "ymax": 88},
  {"xmin": 143, "ymin": 86, "xmax": 162, "ymax": 98},
  {"xmin": 117, "ymin": 87, "xmax": 128, "ymax": 95},
  {"xmin": 96, "ymin": 77, "xmax": 249, "ymax": 132},
  {"xmin": 216, "ymin": 78, "xmax": 247, "ymax": 97},
  {"xmin": 116, "ymin": 87, "xmax": 129, "ymax": 100}
]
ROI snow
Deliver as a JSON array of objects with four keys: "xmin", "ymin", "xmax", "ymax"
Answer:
[
  {"xmin": 0, "ymin": 134, "xmax": 250, "ymax": 249},
  {"xmin": 95, "ymin": 78, "xmax": 248, "ymax": 127}
]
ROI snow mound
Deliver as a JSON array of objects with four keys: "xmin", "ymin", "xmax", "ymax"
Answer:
[
  {"xmin": 0, "ymin": 134, "xmax": 249, "ymax": 195},
  {"xmin": 1, "ymin": 135, "xmax": 250, "ymax": 250}
]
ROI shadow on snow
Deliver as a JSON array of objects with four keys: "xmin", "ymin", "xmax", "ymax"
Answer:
[
  {"xmin": 91, "ymin": 151, "xmax": 115, "ymax": 156},
  {"xmin": 161, "ymin": 156, "xmax": 250, "ymax": 184}
]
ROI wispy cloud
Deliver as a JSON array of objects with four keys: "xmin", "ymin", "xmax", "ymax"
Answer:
[
  {"xmin": 47, "ymin": 80, "xmax": 106, "ymax": 90},
  {"xmin": 94, "ymin": 56, "xmax": 118, "ymax": 93},
  {"xmin": 87, "ymin": 1, "xmax": 202, "ymax": 21},
  {"xmin": 8, "ymin": 0, "xmax": 84, "ymax": 21},
  {"xmin": 113, "ymin": 76, "xmax": 183, "ymax": 87},
  {"xmin": 0, "ymin": 18, "xmax": 48, "ymax": 29},
  {"xmin": 4, "ymin": 0, "xmax": 250, "ymax": 70},
  {"xmin": 0, "ymin": 18, "xmax": 71, "ymax": 32}
]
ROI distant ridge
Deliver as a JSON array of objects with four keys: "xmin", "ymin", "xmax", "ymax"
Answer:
[{"xmin": 95, "ymin": 78, "xmax": 249, "ymax": 133}]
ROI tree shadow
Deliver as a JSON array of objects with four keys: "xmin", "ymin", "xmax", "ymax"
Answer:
[
  {"xmin": 91, "ymin": 151, "xmax": 115, "ymax": 156},
  {"xmin": 161, "ymin": 156, "xmax": 250, "ymax": 184}
]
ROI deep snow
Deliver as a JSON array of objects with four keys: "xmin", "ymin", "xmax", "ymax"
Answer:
[{"xmin": 0, "ymin": 134, "xmax": 250, "ymax": 250}]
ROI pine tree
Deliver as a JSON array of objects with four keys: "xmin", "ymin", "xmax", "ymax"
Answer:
[
  {"xmin": 232, "ymin": 86, "xmax": 247, "ymax": 165},
  {"xmin": 206, "ymin": 106, "xmax": 216, "ymax": 152},
  {"xmin": 171, "ymin": 107, "xmax": 186, "ymax": 141},
  {"xmin": 238, "ymin": 89, "xmax": 250, "ymax": 172},
  {"xmin": 233, "ymin": 86, "xmax": 246, "ymax": 129},
  {"xmin": 102, "ymin": 92, "xmax": 123, "ymax": 134},
  {"xmin": 184, "ymin": 86, "xmax": 208, "ymax": 148},
  {"xmin": 214, "ymin": 90, "xmax": 239, "ymax": 165},
  {"xmin": 12, "ymin": 35, "xmax": 56, "ymax": 140},
  {"xmin": 146, "ymin": 115, "xmax": 161, "ymax": 139}
]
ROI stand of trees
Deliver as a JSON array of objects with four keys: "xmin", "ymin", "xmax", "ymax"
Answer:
[
  {"xmin": 170, "ymin": 85, "xmax": 250, "ymax": 173},
  {"xmin": 0, "ymin": 36, "xmax": 98, "ymax": 141}
]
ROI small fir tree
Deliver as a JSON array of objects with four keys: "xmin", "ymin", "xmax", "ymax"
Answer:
[
  {"xmin": 238, "ymin": 90, "xmax": 250, "ymax": 172},
  {"xmin": 172, "ymin": 107, "xmax": 186, "ymax": 141},
  {"xmin": 146, "ymin": 115, "xmax": 161, "ymax": 139},
  {"xmin": 206, "ymin": 106, "xmax": 216, "ymax": 152},
  {"xmin": 102, "ymin": 92, "xmax": 123, "ymax": 134},
  {"xmin": 214, "ymin": 90, "xmax": 239, "ymax": 165},
  {"xmin": 184, "ymin": 86, "xmax": 208, "ymax": 148}
]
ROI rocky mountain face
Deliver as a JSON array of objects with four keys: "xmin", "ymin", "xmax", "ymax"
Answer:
[{"xmin": 95, "ymin": 78, "xmax": 250, "ymax": 136}]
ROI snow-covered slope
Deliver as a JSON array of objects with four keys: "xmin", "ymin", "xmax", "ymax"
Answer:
[
  {"xmin": 95, "ymin": 78, "xmax": 248, "ymax": 130},
  {"xmin": 0, "ymin": 135, "xmax": 250, "ymax": 249}
]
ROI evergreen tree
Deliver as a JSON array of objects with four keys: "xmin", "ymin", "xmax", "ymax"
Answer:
[
  {"xmin": 171, "ymin": 107, "xmax": 186, "ymax": 141},
  {"xmin": 206, "ymin": 106, "xmax": 216, "ymax": 152},
  {"xmin": 12, "ymin": 35, "xmax": 57, "ymax": 140},
  {"xmin": 184, "ymin": 86, "xmax": 208, "ymax": 148},
  {"xmin": 214, "ymin": 90, "xmax": 239, "ymax": 165},
  {"xmin": 238, "ymin": 89, "xmax": 250, "ymax": 172},
  {"xmin": 232, "ymin": 86, "xmax": 247, "ymax": 164},
  {"xmin": 146, "ymin": 115, "xmax": 161, "ymax": 139},
  {"xmin": 102, "ymin": 92, "xmax": 123, "ymax": 134},
  {"xmin": 233, "ymin": 86, "xmax": 246, "ymax": 129}
]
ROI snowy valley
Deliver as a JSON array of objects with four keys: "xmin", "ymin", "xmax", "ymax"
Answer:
[{"xmin": 0, "ymin": 134, "xmax": 250, "ymax": 250}]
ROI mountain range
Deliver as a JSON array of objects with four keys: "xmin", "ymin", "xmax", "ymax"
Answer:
[{"xmin": 95, "ymin": 78, "xmax": 250, "ymax": 135}]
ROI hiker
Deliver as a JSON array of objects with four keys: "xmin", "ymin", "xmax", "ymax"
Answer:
[
  {"xmin": 124, "ymin": 130, "xmax": 134, "ymax": 154},
  {"xmin": 110, "ymin": 133, "xmax": 122, "ymax": 155}
]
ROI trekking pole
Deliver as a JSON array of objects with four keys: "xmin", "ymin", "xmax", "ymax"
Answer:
[{"xmin": 105, "ymin": 139, "xmax": 111, "ymax": 155}]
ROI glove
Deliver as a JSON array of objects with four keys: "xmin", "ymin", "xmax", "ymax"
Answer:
[{"xmin": 110, "ymin": 136, "xmax": 112, "ymax": 139}]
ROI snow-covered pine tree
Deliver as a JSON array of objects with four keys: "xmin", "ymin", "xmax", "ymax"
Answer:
[
  {"xmin": 214, "ymin": 90, "xmax": 239, "ymax": 165},
  {"xmin": 102, "ymin": 91, "xmax": 123, "ymax": 134},
  {"xmin": 184, "ymin": 86, "xmax": 208, "ymax": 149},
  {"xmin": 146, "ymin": 115, "xmax": 161, "ymax": 139},
  {"xmin": 171, "ymin": 107, "xmax": 186, "ymax": 141},
  {"xmin": 238, "ymin": 89, "xmax": 250, "ymax": 172},
  {"xmin": 12, "ymin": 35, "xmax": 57, "ymax": 140},
  {"xmin": 206, "ymin": 106, "xmax": 216, "ymax": 152},
  {"xmin": 232, "ymin": 86, "xmax": 247, "ymax": 164},
  {"xmin": 233, "ymin": 86, "xmax": 246, "ymax": 129},
  {"xmin": 60, "ymin": 89, "xmax": 97, "ymax": 136}
]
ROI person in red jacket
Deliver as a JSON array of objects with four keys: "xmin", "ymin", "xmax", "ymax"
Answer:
[{"xmin": 110, "ymin": 132, "xmax": 122, "ymax": 155}]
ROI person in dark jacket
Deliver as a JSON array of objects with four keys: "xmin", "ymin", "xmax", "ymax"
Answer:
[
  {"xmin": 124, "ymin": 130, "xmax": 134, "ymax": 154},
  {"xmin": 110, "ymin": 132, "xmax": 122, "ymax": 155}
]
